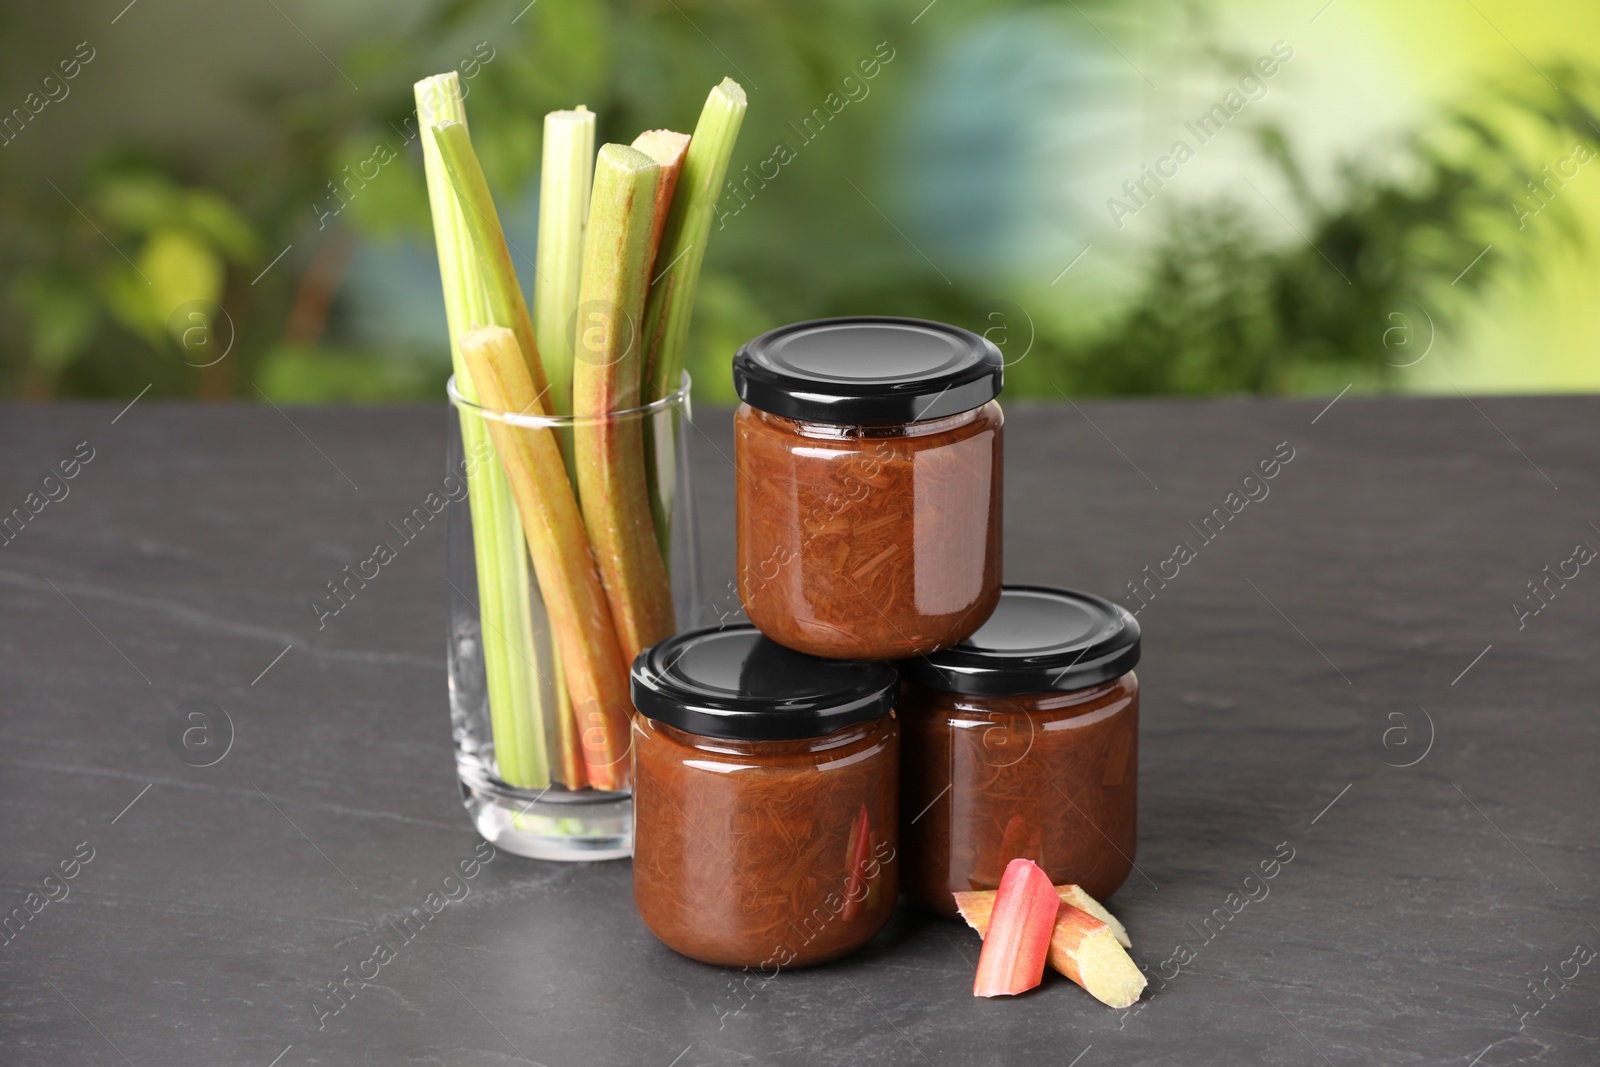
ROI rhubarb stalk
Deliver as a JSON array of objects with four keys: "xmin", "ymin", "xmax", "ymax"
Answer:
[
  {"xmin": 970, "ymin": 859, "xmax": 1060, "ymax": 998},
  {"xmin": 1059, "ymin": 885, "xmax": 1131, "ymax": 949},
  {"xmin": 955, "ymin": 886, "xmax": 1146, "ymax": 1008},
  {"xmin": 953, "ymin": 884, "xmax": 1132, "ymax": 948},
  {"xmin": 417, "ymin": 72, "xmax": 548, "ymax": 788},
  {"xmin": 841, "ymin": 803, "xmax": 873, "ymax": 923},
  {"xmin": 533, "ymin": 108, "xmax": 598, "ymax": 787},
  {"xmin": 630, "ymin": 128, "xmax": 693, "ymax": 552},
  {"xmin": 572, "ymin": 144, "xmax": 674, "ymax": 662},
  {"xmin": 460, "ymin": 325, "xmax": 635, "ymax": 790},
  {"xmin": 639, "ymin": 78, "xmax": 747, "ymax": 403},
  {"xmin": 631, "ymin": 129, "xmax": 691, "ymax": 269},
  {"xmin": 533, "ymin": 107, "xmax": 596, "ymax": 419},
  {"xmin": 430, "ymin": 120, "xmax": 551, "ymax": 408}
]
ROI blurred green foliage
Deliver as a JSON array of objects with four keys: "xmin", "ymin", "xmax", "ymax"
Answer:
[
  {"xmin": 1021, "ymin": 63, "xmax": 1600, "ymax": 397},
  {"xmin": 0, "ymin": 0, "xmax": 1595, "ymax": 403}
]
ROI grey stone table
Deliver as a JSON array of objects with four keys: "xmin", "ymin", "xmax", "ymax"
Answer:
[{"xmin": 1, "ymin": 395, "xmax": 1596, "ymax": 1067}]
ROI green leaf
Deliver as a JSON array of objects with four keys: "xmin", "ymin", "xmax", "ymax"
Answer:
[
  {"xmin": 11, "ymin": 273, "xmax": 98, "ymax": 373},
  {"xmin": 182, "ymin": 190, "xmax": 259, "ymax": 262}
]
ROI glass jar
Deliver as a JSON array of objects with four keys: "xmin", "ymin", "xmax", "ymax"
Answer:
[
  {"xmin": 733, "ymin": 317, "xmax": 1004, "ymax": 660},
  {"xmin": 630, "ymin": 625, "xmax": 899, "ymax": 968},
  {"xmin": 898, "ymin": 587, "xmax": 1141, "ymax": 918},
  {"xmin": 446, "ymin": 373, "xmax": 704, "ymax": 862}
]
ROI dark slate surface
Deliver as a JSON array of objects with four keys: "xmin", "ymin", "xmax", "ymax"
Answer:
[{"xmin": 1, "ymin": 395, "xmax": 1596, "ymax": 1067}]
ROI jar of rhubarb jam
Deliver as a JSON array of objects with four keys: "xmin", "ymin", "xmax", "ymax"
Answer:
[
  {"xmin": 899, "ymin": 586, "xmax": 1141, "ymax": 919},
  {"xmin": 733, "ymin": 317, "xmax": 1003, "ymax": 660},
  {"xmin": 630, "ymin": 624, "xmax": 899, "ymax": 968}
]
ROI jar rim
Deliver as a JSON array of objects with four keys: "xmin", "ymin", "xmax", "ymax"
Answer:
[{"xmin": 447, "ymin": 370, "xmax": 689, "ymax": 428}]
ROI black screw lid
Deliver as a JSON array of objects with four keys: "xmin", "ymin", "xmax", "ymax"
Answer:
[
  {"xmin": 733, "ymin": 316, "xmax": 1003, "ymax": 425},
  {"xmin": 899, "ymin": 586, "xmax": 1141, "ymax": 697},
  {"xmin": 631, "ymin": 625, "xmax": 899, "ymax": 741}
]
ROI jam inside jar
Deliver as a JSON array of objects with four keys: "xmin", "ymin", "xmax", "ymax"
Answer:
[
  {"xmin": 898, "ymin": 587, "xmax": 1142, "ymax": 918},
  {"xmin": 732, "ymin": 317, "xmax": 1004, "ymax": 660},
  {"xmin": 630, "ymin": 625, "xmax": 899, "ymax": 968}
]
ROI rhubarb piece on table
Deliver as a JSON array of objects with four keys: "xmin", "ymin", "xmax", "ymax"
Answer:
[
  {"xmin": 970, "ymin": 859, "xmax": 1060, "ymax": 997},
  {"xmin": 954, "ymin": 883, "xmax": 1131, "ymax": 949},
  {"xmin": 955, "ymin": 889, "xmax": 1146, "ymax": 1009},
  {"xmin": 1044, "ymin": 905, "xmax": 1146, "ymax": 1009},
  {"xmin": 1058, "ymin": 884, "xmax": 1131, "ymax": 949}
]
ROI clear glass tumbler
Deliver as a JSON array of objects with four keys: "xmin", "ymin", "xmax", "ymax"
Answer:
[{"xmin": 445, "ymin": 372, "xmax": 701, "ymax": 860}]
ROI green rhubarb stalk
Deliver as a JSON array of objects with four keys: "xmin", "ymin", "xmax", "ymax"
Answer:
[
  {"xmin": 533, "ymin": 111, "xmax": 597, "ymax": 785},
  {"xmin": 637, "ymin": 81, "xmax": 746, "ymax": 554},
  {"xmin": 431, "ymin": 120, "xmax": 551, "ymax": 409},
  {"xmin": 460, "ymin": 326, "xmax": 635, "ymax": 791},
  {"xmin": 638, "ymin": 78, "xmax": 747, "ymax": 403},
  {"xmin": 416, "ymin": 72, "xmax": 548, "ymax": 788},
  {"xmin": 632, "ymin": 129, "xmax": 692, "ymax": 562},
  {"xmin": 533, "ymin": 108, "xmax": 596, "ymax": 420},
  {"xmin": 572, "ymin": 144, "xmax": 675, "ymax": 663}
]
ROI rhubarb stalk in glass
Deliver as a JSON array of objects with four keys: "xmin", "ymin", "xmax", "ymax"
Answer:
[
  {"xmin": 532, "ymin": 106, "xmax": 599, "ymax": 787},
  {"xmin": 639, "ymin": 78, "xmax": 747, "ymax": 404},
  {"xmin": 534, "ymin": 107, "xmax": 596, "ymax": 420},
  {"xmin": 416, "ymin": 72, "xmax": 548, "ymax": 788},
  {"xmin": 572, "ymin": 143, "xmax": 674, "ymax": 662},
  {"xmin": 459, "ymin": 325, "xmax": 634, "ymax": 790}
]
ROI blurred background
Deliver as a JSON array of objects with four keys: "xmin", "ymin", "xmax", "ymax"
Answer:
[{"xmin": 2, "ymin": 0, "xmax": 1596, "ymax": 406}]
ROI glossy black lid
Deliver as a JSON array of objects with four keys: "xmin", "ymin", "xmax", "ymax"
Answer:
[
  {"xmin": 631, "ymin": 625, "xmax": 899, "ymax": 740},
  {"xmin": 733, "ymin": 316, "xmax": 1003, "ymax": 424},
  {"xmin": 899, "ymin": 586, "xmax": 1141, "ymax": 697}
]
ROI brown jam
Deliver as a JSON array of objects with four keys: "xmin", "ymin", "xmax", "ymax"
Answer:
[
  {"xmin": 632, "ymin": 715, "xmax": 898, "ymax": 968},
  {"xmin": 735, "ymin": 401, "xmax": 1003, "ymax": 660},
  {"xmin": 629, "ymin": 624, "xmax": 901, "ymax": 968},
  {"xmin": 896, "ymin": 586, "xmax": 1142, "ymax": 918},
  {"xmin": 901, "ymin": 675, "xmax": 1138, "ymax": 917}
]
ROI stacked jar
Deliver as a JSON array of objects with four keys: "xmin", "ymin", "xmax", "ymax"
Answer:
[{"xmin": 629, "ymin": 317, "xmax": 1141, "ymax": 968}]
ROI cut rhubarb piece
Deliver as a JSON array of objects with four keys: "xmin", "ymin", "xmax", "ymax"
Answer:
[
  {"xmin": 841, "ymin": 803, "xmax": 872, "ymax": 923},
  {"xmin": 955, "ymin": 892, "xmax": 1146, "ymax": 1009},
  {"xmin": 953, "ymin": 883, "xmax": 1131, "ymax": 949},
  {"xmin": 1044, "ymin": 905, "xmax": 1146, "ymax": 1009},
  {"xmin": 970, "ymin": 859, "xmax": 1059, "ymax": 997},
  {"xmin": 1059, "ymin": 884, "xmax": 1131, "ymax": 949}
]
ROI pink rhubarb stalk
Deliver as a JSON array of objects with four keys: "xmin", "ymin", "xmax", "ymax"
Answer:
[
  {"xmin": 970, "ymin": 859, "xmax": 1060, "ymax": 997},
  {"xmin": 630, "ymin": 129, "xmax": 691, "ymax": 270},
  {"xmin": 841, "ymin": 803, "xmax": 873, "ymax": 923}
]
